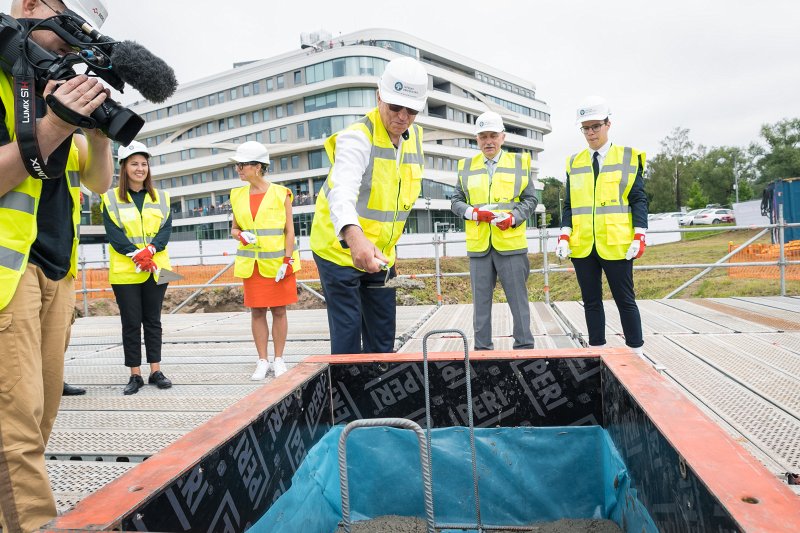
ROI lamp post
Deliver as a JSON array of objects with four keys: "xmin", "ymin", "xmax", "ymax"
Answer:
[{"xmin": 425, "ymin": 196, "xmax": 432, "ymax": 233}]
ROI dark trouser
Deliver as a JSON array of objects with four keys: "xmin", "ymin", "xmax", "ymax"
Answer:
[
  {"xmin": 314, "ymin": 253, "xmax": 396, "ymax": 355},
  {"xmin": 112, "ymin": 277, "xmax": 168, "ymax": 367},
  {"xmin": 571, "ymin": 247, "xmax": 643, "ymax": 348},
  {"xmin": 469, "ymin": 249, "xmax": 535, "ymax": 350}
]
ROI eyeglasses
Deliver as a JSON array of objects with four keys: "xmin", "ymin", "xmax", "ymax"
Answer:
[
  {"xmin": 387, "ymin": 103, "xmax": 419, "ymax": 116},
  {"xmin": 235, "ymin": 162, "xmax": 260, "ymax": 170},
  {"xmin": 579, "ymin": 121, "xmax": 608, "ymax": 134}
]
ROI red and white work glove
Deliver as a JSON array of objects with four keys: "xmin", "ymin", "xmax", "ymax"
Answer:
[
  {"xmin": 237, "ymin": 230, "xmax": 257, "ymax": 246},
  {"xmin": 491, "ymin": 212, "xmax": 514, "ymax": 231},
  {"xmin": 625, "ymin": 229, "xmax": 647, "ymax": 260},
  {"xmin": 555, "ymin": 227, "xmax": 572, "ymax": 259},
  {"xmin": 127, "ymin": 245, "xmax": 156, "ymax": 273},
  {"xmin": 464, "ymin": 206, "xmax": 497, "ymax": 225},
  {"xmin": 275, "ymin": 256, "xmax": 294, "ymax": 282}
]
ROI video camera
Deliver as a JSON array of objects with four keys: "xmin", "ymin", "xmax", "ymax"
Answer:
[{"xmin": 0, "ymin": 9, "xmax": 177, "ymax": 178}]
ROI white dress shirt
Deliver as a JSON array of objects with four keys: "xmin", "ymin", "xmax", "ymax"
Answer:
[{"xmin": 327, "ymin": 128, "xmax": 406, "ymax": 237}]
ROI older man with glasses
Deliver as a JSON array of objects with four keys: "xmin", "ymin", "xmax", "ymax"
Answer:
[
  {"xmin": 556, "ymin": 96, "xmax": 648, "ymax": 358},
  {"xmin": 310, "ymin": 57, "xmax": 428, "ymax": 355}
]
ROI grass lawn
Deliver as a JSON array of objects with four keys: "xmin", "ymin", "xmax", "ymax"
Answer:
[{"xmin": 388, "ymin": 228, "xmax": 799, "ymax": 305}]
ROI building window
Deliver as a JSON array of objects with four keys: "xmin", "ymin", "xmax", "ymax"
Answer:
[
  {"xmin": 276, "ymin": 105, "xmax": 284, "ymax": 119},
  {"xmin": 217, "ymin": 91, "xmax": 225, "ymax": 103},
  {"xmin": 230, "ymin": 87, "xmax": 238, "ymax": 99},
  {"xmin": 296, "ymin": 123, "xmax": 305, "ymax": 138},
  {"xmin": 280, "ymin": 157, "xmax": 288, "ymax": 171},
  {"xmin": 252, "ymin": 81, "xmax": 260, "ymax": 95},
  {"xmin": 291, "ymin": 155, "xmax": 300, "ymax": 169},
  {"xmin": 308, "ymin": 149, "xmax": 329, "ymax": 169},
  {"xmin": 227, "ymin": 117, "xmax": 235, "ymax": 129},
  {"xmin": 269, "ymin": 129, "xmax": 277, "ymax": 143},
  {"xmin": 218, "ymin": 119, "xmax": 226, "ymax": 132},
  {"xmin": 266, "ymin": 78, "xmax": 274, "ymax": 91},
  {"xmin": 239, "ymin": 114, "xmax": 247, "ymax": 127},
  {"xmin": 276, "ymin": 74, "xmax": 285, "ymax": 89},
  {"xmin": 294, "ymin": 70, "xmax": 302, "ymax": 84},
  {"xmin": 279, "ymin": 127, "xmax": 288, "ymax": 142},
  {"xmin": 262, "ymin": 108, "xmax": 271, "ymax": 121},
  {"xmin": 252, "ymin": 111, "xmax": 261, "ymax": 124},
  {"xmin": 242, "ymin": 84, "xmax": 250, "ymax": 97},
  {"xmin": 286, "ymin": 102, "xmax": 294, "ymax": 116}
]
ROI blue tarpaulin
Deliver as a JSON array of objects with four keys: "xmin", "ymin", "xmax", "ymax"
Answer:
[{"xmin": 253, "ymin": 426, "xmax": 656, "ymax": 533}]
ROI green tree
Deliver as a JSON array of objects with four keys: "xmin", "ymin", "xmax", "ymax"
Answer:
[
  {"xmin": 660, "ymin": 127, "xmax": 695, "ymax": 210},
  {"xmin": 644, "ymin": 152, "xmax": 694, "ymax": 213},
  {"xmin": 90, "ymin": 201, "xmax": 103, "ymax": 224},
  {"xmin": 686, "ymin": 181, "xmax": 709, "ymax": 209},
  {"xmin": 756, "ymin": 117, "xmax": 800, "ymax": 188},
  {"xmin": 688, "ymin": 146, "xmax": 757, "ymax": 206},
  {"xmin": 540, "ymin": 177, "xmax": 564, "ymax": 228}
]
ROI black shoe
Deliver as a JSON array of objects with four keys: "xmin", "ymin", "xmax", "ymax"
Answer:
[
  {"xmin": 123, "ymin": 375, "xmax": 145, "ymax": 395},
  {"xmin": 148, "ymin": 371, "xmax": 172, "ymax": 389},
  {"xmin": 62, "ymin": 382, "xmax": 86, "ymax": 396}
]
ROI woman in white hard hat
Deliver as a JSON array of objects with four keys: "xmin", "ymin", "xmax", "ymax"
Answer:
[
  {"xmin": 229, "ymin": 141, "xmax": 300, "ymax": 379},
  {"xmin": 102, "ymin": 141, "xmax": 174, "ymax": 395}
]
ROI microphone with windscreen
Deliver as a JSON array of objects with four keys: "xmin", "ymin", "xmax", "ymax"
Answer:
[{"xmin": 110, "ymin": 40, "xmax": 178, "ymax": 103}]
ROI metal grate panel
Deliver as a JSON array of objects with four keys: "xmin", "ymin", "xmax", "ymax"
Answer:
[
  {"xmin": 635, "ymin": 302, "xmax": 698, "ymax": 335},
  {"xmin": 694, "ymin": 333, "xmax": 800, "ymax": 379},
  {"xmin": 709, "ymin": 297, "xmax": 800, "ymax": 330},
  {"xmin": 47, "ymin": 460, "xmax": 135, "ymax": 493},
  {"xmin": 736, "ymin": 296, "xmax": 800, "ymax": 313},
  {"xmin": 59, "ymin": 395, "xmax": 242, "ymax": 412},
  {"xmin": 670, "ymin": 335, "xmax": 800, "ymax": 418},
  {"xmin": 644, "ymin": 336, "xmax": 800, "ymax": 470},
  {"xmin": 413, "ymin": 303, "xmax": 549, "ymax": 337},
  {"xmin": 47, "ymin": 430, "xmax": 183, "ymax": 456},
  {"xmin": 638, "ymin": 300, "xmax": 731, "ymax": 333},
  {"xmin": 757, "ymin": 332, "xmax": 800, "ymax": 355},
  {"xmin": 53, "ymin": 411, "xmax": 214, "ymax": 431},
  {"xmin": 659, "ymin": 299, "xmax": 776, "ymax": 332}
]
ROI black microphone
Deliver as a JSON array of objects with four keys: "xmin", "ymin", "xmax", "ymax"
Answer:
[{"xmin": 110, "ymin": 40, "xmax": 178, "ymax": 103}]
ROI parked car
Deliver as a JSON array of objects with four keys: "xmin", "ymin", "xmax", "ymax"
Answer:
[
  {"xmin": 679, "ymin": 209, "xmax": 706, "ymax": 225},
  {"xmin": 692, "ymin": 208, "xmax": 734, "ymax": 225}
]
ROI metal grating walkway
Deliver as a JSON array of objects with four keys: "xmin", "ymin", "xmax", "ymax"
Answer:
[{"xmin": 49, "ymin": 299, "xmax": 800, "ymax": 514}]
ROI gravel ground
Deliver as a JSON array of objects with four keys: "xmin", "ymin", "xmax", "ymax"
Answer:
[{"xmin": 336, "ymin": 515, "xmax": 622, "ymax": 532}]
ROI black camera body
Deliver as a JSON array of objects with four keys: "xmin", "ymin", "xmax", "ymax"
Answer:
[{"xmin": 0, "ymin": 12, "xmax": 144, "ymax": 145}]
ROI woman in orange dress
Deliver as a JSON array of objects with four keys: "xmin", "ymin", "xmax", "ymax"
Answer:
[{"xmin": 229, "ymin": 142, "xmax": 299, "ymax": 379}]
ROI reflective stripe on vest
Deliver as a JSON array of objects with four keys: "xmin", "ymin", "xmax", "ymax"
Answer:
[
  {"xmin": 566, "ymin": 146, "xmax": 645, "ymax": 260},
  {"xmin": 103, "ymin": 189, "xmax": 172, "ymax": 284},
  {"xmin": 310, "ymin": 107, "xmax": 424, "ymax": 269},
  {"xmin": 231, "ymin": 183, "xmax": 301, "ymax": 279},
  {"xmin": 458, "ymin": 151, "xmax": 530, "ymax": 255}
]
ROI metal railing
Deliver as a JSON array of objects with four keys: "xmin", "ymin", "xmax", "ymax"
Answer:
[{"xmin": 75, "ymin": 211, "xmax": 796, "ymax": 316}]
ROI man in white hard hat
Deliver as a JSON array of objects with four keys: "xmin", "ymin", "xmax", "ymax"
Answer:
[
  {"xmin": 556, "ymin": 96, "xmax": 648, "ymax": 358},
  {"xmin": 0, "ymin": 2, "xmax": 113, "ymax": 531},
  {"xmin": 451, "ymin": 111, "xmax": 538, "ymax": 350},
  {"xmin": 310, "ymin": 56, "xmax": 427, "ymax": 354}
]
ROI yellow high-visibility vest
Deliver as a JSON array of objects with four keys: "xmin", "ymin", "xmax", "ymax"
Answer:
[
  {"xmin": 457, "ymin": 151, "xmax": 530, "ymax": 255},
  {"xmin": 0, "ymin": 71, "xmax": 82, "ymax": 310},
  {"xmin": 102, "ymin": 189, "xmax": 171, "ymax": 284},
  {"xmin": 566, "ymin": 145, "xmax": 645, "ymax": 259},
  {"xmin": 231, "ymin": 183, "xmax": 301, "ymax": 279},
  {"xmin": 310, "ymin": 107, "xmax": 423, "ymax": 269}
]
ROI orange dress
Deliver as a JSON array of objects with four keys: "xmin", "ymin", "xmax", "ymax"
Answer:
[{"xmin": 242, "ymin": 191, "xmax": 298, "ymax": 308}]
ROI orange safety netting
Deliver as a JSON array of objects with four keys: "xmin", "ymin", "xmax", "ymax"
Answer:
[
  {"xmin": 75, "ymin": 259, "xmax": 320, "ymax": 299},
  {"xmin": 728, "ymin": 240, "xmax": 800, "ymax": 280}
]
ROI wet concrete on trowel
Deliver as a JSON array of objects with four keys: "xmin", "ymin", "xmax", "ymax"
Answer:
[{"xmin": 336, "ymin": 515, "xmax": 622, "ymax": 532}]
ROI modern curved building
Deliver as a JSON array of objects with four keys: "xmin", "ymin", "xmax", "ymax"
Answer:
[{"xmin": 126, "ymin": 28, "xmax": 552, "ymax": 241}]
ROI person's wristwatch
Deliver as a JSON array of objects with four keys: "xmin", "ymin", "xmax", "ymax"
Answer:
[{"xmin": 339, "ymin": 224, "xmax": 358, "ymax": 249}]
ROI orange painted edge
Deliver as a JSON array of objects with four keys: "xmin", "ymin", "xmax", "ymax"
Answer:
[
  {"xmin": 47, "ymin": 362, "xmax": 328, "ymax": 531},
  {"xmin": 603, "ymin": 353, "xmax": 800, "ymax": 532},
  {"xmin": 304, "ymin": 347, "xmax": 630, "ymax": 363}
]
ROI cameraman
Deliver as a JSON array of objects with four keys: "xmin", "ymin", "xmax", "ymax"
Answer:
[{"xmin": 0, "ymin": 1, "xmax": 113, "ymax": 531}]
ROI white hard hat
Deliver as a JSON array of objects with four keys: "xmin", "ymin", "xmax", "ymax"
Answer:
[
  {"xmin": 475, "ymin": 111, "xmax": 504, "ymax": 134},
  {"xmin": 118, "ymin": 140, "xmax": 150, "ymax": 161},
  {"xmin": 229, "ymin": 141, "xmax": 270, "ymax": 165},
  {"xmin": 63, "ymin": 0, "xmax": 108, "ymax": 29},
  {"xmin": 378, "ymin": 57, "xmax": 428, "ymax": 112},
  {"xmin": 576, "ymin": 95, "xmax": 611, "ymax": 125}
]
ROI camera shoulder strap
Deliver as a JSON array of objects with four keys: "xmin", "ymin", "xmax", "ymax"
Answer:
[
  {"xmin": 0, "ymin": 98, "xmax": 10, "ymax": 146},
  {"xmin": 11, "ymin": 56, "xmax": 70, "ymax": 180}
]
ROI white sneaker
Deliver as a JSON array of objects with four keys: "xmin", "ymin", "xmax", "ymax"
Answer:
[
  {"xmin": 273, "ymin": 358, "xmax": 287, "ymax": 377},
  {"xmin": 251, "ymin": 359, "xmax": 270, "ymax": 380},
  {"xmin": 632, "ymin": 346, "xmax": 644, "ymax": 358}
]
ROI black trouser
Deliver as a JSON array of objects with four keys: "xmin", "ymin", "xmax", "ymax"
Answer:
[
  {"xmin": 314, "ymin": 252, "xmax": 396, "ymax": 355},
  {"xmin": 112, "ymin": 277, "xmax": 168, "ymax": 367},
  {"xmin": 571, "ymin": 247, "xmax": 643, "ymax": 348}
]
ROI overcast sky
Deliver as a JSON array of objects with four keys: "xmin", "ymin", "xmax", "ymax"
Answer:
[{"xmin": 3, "ymin": 0, "xmax": 799, "ymax": 180}]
